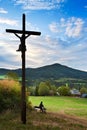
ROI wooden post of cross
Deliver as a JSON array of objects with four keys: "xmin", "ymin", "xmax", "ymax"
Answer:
[{"xmin": 6, "ymin": 14, "xmax": 41, "ymax": 124}]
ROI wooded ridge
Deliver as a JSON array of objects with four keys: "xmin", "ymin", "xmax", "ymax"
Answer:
[{"xmin": 0, "ymin": 63, "xmax": 87, "ymax": 81}]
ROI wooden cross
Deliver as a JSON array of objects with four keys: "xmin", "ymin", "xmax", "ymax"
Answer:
[{"xmin": 6, "ymin": 14, "xmax": 41, "ymax": 124}]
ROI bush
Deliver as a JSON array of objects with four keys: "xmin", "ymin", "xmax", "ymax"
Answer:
[
  {"xmin": 57, "ymin": 86, "xmax": 70, "ymax": 96},
  {"xmin": 80, "ymin": 87, "xmax": 87, "ymax": 94},
  {"xmin": 0, "ymin": 93, "xmax": 5, "ymax": 111},
  {"xmin": 38, "ymin": 82, "xmax": 50, "ymax": 96},
  {"xmin": 26, "ymin": 100, "xmax": 33, "ymax": 111},
  {"xmin": 0, "ymin": 79, "xmax": 21, "ymax": 112}
]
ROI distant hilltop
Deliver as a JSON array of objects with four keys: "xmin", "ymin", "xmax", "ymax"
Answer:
[{"xmin": 0, "ymin": 63, "xmax": 87, "ymax": 81}]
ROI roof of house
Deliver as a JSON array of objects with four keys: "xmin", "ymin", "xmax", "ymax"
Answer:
[{"xmin": 70, "ymin": 89, "xmax": 81, "ymax": 95}]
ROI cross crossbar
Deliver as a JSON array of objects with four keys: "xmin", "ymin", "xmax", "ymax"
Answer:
[{"xmin": 6, "ymin": 29, "xmax": 41, "ymax": 35}]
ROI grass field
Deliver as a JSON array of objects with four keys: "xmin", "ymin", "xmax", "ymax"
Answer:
[
  {"xmin": 0, "ymin": 96, "xmax": 87, "ymax": 130},
  {"xmin": 29, "ymin": 96, "xmax": 87, "ymax": 119},
  {"xmin": 0, "ymin": 75, "xmax": 6, "ymax": 79}
]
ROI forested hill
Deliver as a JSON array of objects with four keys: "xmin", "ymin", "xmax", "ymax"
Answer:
[{"xmin": 0, "ymin": 63, "xmax": 87, "ymax": 80}]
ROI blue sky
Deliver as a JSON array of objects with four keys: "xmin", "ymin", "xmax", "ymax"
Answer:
[{"xmin": 0, "ymin": 0, "xmax": 87, "ymax": 71}]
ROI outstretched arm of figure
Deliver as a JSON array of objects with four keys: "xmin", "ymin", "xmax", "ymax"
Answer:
[
  {"xmin": 14, "ymin": 33, "xmax": 30, "ymax": 39},
  {"xmin": 14, "ymin": 33, "xmax": 21, "ymax": 39},
  {"xmin": 25, "ymin": 34, "xmax": 30, "ymax": 39}
]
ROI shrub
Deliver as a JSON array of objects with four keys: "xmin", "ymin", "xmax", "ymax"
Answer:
[
  {"xmin": 26, "ymin": 100, "xmax": 33, "ymax": 111},
  {"xmin": 57, "ymin": 86, "xmax": 70, "ymax": 96},
  {"xmin": 0, "ymin": 79, "xmax": 21, "ymax": 112},
  {"xmin": 80, "ymin": 87, "xmax": 87, "ymax": 94},
  {"xmin": 38, "ymin": 82, "xmax": 50, "ymax": 96}
]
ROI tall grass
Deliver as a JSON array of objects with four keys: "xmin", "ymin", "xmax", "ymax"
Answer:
[{"xmin": 0, "ymin": 109, "xmax": 87, "ymax": 130}]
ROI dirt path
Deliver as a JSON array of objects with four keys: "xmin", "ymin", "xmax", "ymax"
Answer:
[
  {"xmin": 49, "ymin": 111, "xmax": 87, "ymax": 127},
  {"xmin": 31, "ymin": 111, "xmax": 87, "ymax": 130}
]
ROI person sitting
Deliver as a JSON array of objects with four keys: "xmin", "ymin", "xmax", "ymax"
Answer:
[
  {"xmin": 39, "ymin": 101, "xmax": 45, "ymax": 112},
  {"xmin": 34, "ymin": 101, "xmax": 46, "ymax": 113}
]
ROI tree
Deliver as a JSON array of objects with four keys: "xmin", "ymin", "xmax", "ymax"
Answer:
[
  {"xmin": 57, "ymin": 86, "xmax": 70, "ymax": 96},
  {"xmin": 49, "ymin": 85, "xmax": 57, "ymax": 96},
  {"xmin": 45, "ymin": 80, "xmax": 51, "ymax": 89},
  {"xmin": 80, "ymin": 87, "xmax": 87, "ymax": 94},
  {"xmin": 6, "ymin": 71, "xmax": 19, "ymax": 81},
  {"xmin": 35, "ymin": 86, "xmax": 39, "ymax": 96},
  {"xmin": 38, "ymin": 82, "xmax": 50, "ymax": 96},
  {"xmin": 28, "ymin": 86, "xmax": 35, "ymax": 96},
  {"xmin": 57, "ymin": 86, "xmax": 62, "ymax": 95}
]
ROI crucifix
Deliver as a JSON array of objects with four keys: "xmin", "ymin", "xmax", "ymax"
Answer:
[{"xmin": 6, "ymin": 14, "xmax": 41, "ymax": 124}]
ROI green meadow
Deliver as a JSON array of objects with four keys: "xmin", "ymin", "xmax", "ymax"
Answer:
[
  {"xmin": 0, "ymin": 96, "xmax": 87, "ymax": 130},
  {"xmin": 29, "ymin": 96, "xmax": 87, "ymax": 119},
  {"xmin": 0, "ymin": 75, "xmax": 6, "ymax": 79}
]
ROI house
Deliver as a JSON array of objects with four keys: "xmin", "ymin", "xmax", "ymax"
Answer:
[{"xmin": 70, "ymin": 89, "xmax": 81, "ymax": 97}]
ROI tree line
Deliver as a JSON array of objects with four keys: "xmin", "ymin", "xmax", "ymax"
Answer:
[
  {"xmin": 28, "ymin": 81, "xmax": 87, "ymax": 96},
  {"xmin": 2, "ymin": 71, "xmax": 87, "ymax": 96}
]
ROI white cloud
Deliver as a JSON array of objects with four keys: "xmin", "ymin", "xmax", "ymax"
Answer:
[
  {"xmin": 0, "ymin": 13, "xmax": 86, "ymax": 71},
  {"xmin": 0, "ymin": 8, "xmax": 8, "ymax": 14},
  {"xmin": 49, "ymin": 22, "xmax": 59, "ymax": 33},
  {"xmin": 65, "ymin": 17, "xmax": 84, "ymax": 38},
  {"xmin": 26, "ymin": 22, "xmax": 40, "ymax": 31},
  {"xmin": 0, "ymin": 17, "xmax": 18, "ymax": 26},
  {"xmin": 49, "ymin": 17, "xmax": 84, "ymax": 38},
  {"xmin": 0, "ymin": 40, "xmax": 21, "ymax": 69},
  {"xmin": 0, "ymin": 32, "xmax": 87, "ymax": 71},
  {"xmin": 24, "ymin": 35, "xmax": 85, "ymax": 70},
  {"xmin": 13, "ymin": 0, "xmax": 65, "ymax": 10}
]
